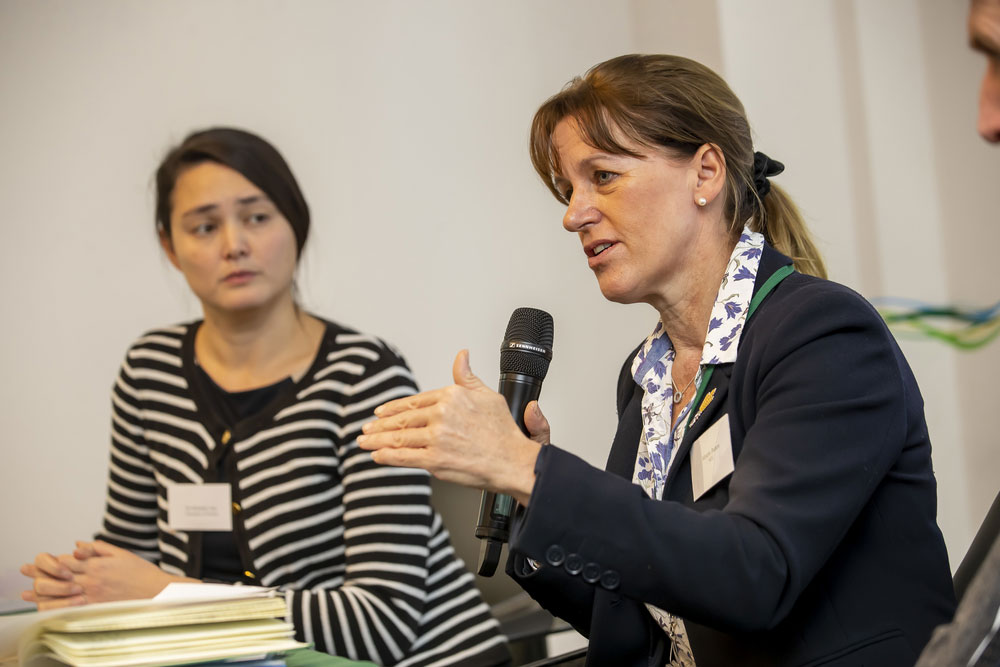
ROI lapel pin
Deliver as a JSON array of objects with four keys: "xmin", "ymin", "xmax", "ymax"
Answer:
[
  {"xmin": 699, "ymin": 388, "xmax": 716, "ymax": 414},
  {"xmin": 690, "ymin": 388, "xmax": 716, "ymax": 428}
]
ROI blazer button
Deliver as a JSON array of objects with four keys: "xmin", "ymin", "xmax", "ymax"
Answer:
[
  {"xmin": 582, "ymin": 562, "xmax": 602, "ymax": 584},
  {"xmin": 600, "ymin": 570, "xmax": 621, "ymax": 590},
  {"xmin": 564, "ymin": 553, "xmax": 584, "ymax": 576},
  {"xmin": 545, "ymin": 545, "xmax": 565, "ymax": 567}
]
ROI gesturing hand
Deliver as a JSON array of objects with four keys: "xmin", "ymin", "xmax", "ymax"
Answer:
[{"xmin": 358, "ymin": 350, "xmax": 547, "ymax": 505}]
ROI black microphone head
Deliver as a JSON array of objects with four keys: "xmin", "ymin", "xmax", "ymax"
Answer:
[{"xmin": 500, "ymin": 307, "xmax": 554, "ymax": 380}]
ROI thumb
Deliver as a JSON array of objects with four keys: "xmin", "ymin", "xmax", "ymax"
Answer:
[
  {"xmin": 523, "ymin": 401, "xmax": 551, "ymax": 446},
  {"xmin": 88, "ymin": 540, "xmax": 121, "ymax": 558},
  {"xmin": 452, "ymin": 349, "xmax": 488, "ymax": 391},
  {"xmin": 73, "ymin": 542, "xmax": 99, "ymax": 560}
]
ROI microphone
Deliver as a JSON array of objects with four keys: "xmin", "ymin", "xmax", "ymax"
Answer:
[{"xmin": 475, "ymin": 307, "xmax": 554, "ymax": 577}]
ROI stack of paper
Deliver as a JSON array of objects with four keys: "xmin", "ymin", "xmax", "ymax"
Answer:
[{"xmin": 1, "ymin": 584, "xmax": 308, "ymax": 666}]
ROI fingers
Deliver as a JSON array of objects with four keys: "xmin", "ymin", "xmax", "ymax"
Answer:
[
  {"xmin": 21, "ymin": 550, "xmax": 89, "ymax": 611},
  {"xmin": 30, "ymin": 574, "xmax": 83, "ymax": 599},
  {"xmin": 370, "ymin": 446, "xmax": 430, "ymax": 469},
  {"xmin": 363, "ymin": 405, "xmax": 434, "ymax": 436},
  {"xmin": 33, "ymin": 594, "xmax": 87, "ymax": 611},
  {"xmin": 369, "ymin": 446, "xmax": 480, "ymax": 488},
  {"xmin": 373, "ymin": 387, "xmax": 450, "ymax": 419},
  {"xmin": 369, "ymin": 349, "xmax": 487, "ymax": 425},
  {"xmin": 73, "ymin": 541, "xmax": 100, "ymax": 560},
  {"xmin": 58, "ymin": 553, "xmax": 86, "ymax": 574},
  {"xmin": 452, "ymin": 349, "xmax": 487, "ymax": 391},
  {"xmin": 359, "ymin": 424, "xmax": 435, "ymax": 452},
  {"xmin": 86, "ymin": 540, "xmax": 122, "ymax": 558},
  {"xmin": 26, "ymin": 553, "xmax": 72, "ymax": 580},
  {"xmin": 523, "ymin": 401, "xmax": 551, "ymax": 446}
]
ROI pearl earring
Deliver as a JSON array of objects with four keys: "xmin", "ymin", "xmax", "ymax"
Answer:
[{"xmin": 696, "ymin": 197, "xmax": 707, "ymax": 207}]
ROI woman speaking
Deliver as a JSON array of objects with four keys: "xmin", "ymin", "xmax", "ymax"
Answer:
[{"xmin": 359, "ymin": 55, "xmax": 956, "ymax": 666}]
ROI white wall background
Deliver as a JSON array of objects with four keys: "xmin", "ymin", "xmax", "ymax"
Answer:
[{"xmin": 1, "ymin": 0, "xmax": 996, "ymax": 624}]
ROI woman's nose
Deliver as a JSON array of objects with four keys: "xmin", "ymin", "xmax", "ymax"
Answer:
[
  {"xmin": 978, "ymin": 62, "xmax": 1000, "ymax": 143},
  {"xmin": 562, "ymin": 190, "xmax": 600, "ymax": 232},
  {"xmin": 221, "ymin": 220, "xmax": 249, "ymax": 258}
]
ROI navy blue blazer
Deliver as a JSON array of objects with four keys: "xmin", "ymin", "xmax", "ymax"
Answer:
[{"xmin": 508, "ymin": 246, "xmax": 955, "ymax": 666}]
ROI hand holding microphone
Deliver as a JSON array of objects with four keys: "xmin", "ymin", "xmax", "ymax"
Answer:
[
  {"xmin": 474, "ymin": 307, "xmax": 554, "ymax": 575},
  {"xmin": 357, "ymin": 313, "xmax": 553, "ymax": 514}
]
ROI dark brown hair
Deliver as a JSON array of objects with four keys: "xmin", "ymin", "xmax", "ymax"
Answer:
[
  {"xmin": 529, "ymin": 54, "xmax": 826, "ymax": 278},
  {"xmin": 155, "ymin": 127, "xmax": 310, "ymax": 257}
]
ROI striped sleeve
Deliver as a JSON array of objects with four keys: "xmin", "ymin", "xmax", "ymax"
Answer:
[
  {"xmin": 277, "ymin": 337, "xmax": 437, "ymax": 663},
  {"xmin": 96, "ymin": 333, "xmax": 175, "ymax": 565},
  {"xmin": 397, "ymin": 514, "xmax": 509, "ymax": 666}
]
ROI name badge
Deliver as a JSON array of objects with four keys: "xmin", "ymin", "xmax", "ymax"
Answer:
[
  {"xmin": 168, "ymin": 483, "xmax": 233, "ymax": 531},
  {"xmin": 690, "ymin": 414, "xmax": 735, "ymax": 501}
]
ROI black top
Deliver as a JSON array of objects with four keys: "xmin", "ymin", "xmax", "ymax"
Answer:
[{"xmin": 193, "ymin": 364, "xmax": 294, "ymax": 582}]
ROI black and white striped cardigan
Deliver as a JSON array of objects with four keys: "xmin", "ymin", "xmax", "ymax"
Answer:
[{"xmin": 98, "ymin": 320, "xmax": 508, "ymax": 666}]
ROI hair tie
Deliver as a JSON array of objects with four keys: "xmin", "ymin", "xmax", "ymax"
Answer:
[{"xmin": 752, "ymin": 151, "xmax": 784, "ymax": 200}]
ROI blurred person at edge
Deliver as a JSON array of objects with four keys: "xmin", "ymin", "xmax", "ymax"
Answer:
[
  {"xmin": 914, "ymin": 2, "xmax": 1000, "ymax": 666},
  {"xmin": 357, "ymin": 54, "xmax": 956, "ymax": 666},
  {"xmin": 19, "ymin": 127, "xmax": 509, "ymax": 667},
  {"xmin": 972, "ymin": 0, "xmax": 1000, "ymax": 143}
]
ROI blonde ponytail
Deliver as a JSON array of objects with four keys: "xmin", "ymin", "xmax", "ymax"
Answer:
[{"xmin": 754, "ymin": 183, "xmax": 827, "ymax": 279}]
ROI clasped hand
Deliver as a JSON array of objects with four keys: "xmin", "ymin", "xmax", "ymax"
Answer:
[
  {"xmin": 358, "ymin": 350, "xmax": 550, "ymax": 505},
  {"xmin": 21, "ymin": 540, "xmax": 187, "ymax": 610}
]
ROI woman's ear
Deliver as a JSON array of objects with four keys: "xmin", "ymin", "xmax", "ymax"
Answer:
[
  {"xmin": 158, "ymin": 225, "xmax": 181, "ymax": 270},
  {"xmin": 692, "ymin": 143, "xmax": 727, "ymax": 206}
]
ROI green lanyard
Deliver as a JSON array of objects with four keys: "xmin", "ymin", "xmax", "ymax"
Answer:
[{"xmin": 685, "ymin": 264, "xmax": 795, "ymax": 429}]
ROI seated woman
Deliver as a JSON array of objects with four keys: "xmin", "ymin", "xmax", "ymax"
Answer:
[
  {"xmin": 358, "ymin": 55, "xmax": 957, "ymax": 666},
  {"xmin": 21, "ymin": 127, "xmax": 508, "ymax": 667}
]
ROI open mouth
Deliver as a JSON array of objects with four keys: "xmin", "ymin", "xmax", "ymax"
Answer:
[{"xmin": 591, "ymin": 242, "xmax": 613, "ymax": 257}]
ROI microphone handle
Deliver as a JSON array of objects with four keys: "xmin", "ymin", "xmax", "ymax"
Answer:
[{"xmin": 475, "ymin": 372, "xmax": 542, "ymax": 576}]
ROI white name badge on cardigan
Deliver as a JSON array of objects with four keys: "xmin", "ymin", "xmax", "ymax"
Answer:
[
  {"xmin": 168, "ymin": 483, "xmax": 233, "ymax": 531},
  {"xmin": 691, "ymin": 414, "xmax": 735, "ymax": 501}
]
